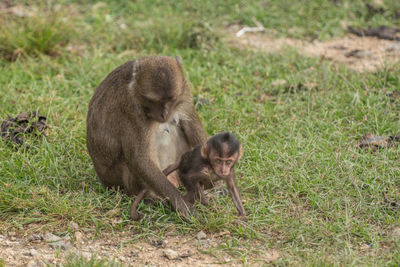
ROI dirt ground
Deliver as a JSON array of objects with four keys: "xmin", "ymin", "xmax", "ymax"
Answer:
[
  {"xmin": 0, "ymin": 227, "xmax": 278, "ymax": 266},
  {"xmin": 228, "ymin": 25, "xmax": 400, "ymax": 72}
]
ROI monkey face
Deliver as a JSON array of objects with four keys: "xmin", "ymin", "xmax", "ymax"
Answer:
[
  {"xmin": 134, "ymin": 56, "xmax": 186, "ymax": 123},
  {"xmin": 141, "ymin": 97, "xmax": 179, "ymax": 123},
  {"xmin": 201, "ymin": 132, "xmax": 243, "ymax": 179},
  {"xmin": 209, "ymin": 151, "xmax": 238, "ymax": 178}
]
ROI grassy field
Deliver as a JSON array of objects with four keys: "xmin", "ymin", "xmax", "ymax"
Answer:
[{"xmin": 1, "ymin": 0, "xmax": 400, "ymax": 265}]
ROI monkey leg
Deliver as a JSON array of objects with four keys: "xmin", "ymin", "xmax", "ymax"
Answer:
[
  {"xmin": 183, "ymin": 190, "xmax": 196, "ymax": 204},
  {"xmin": 195, "ymin": 183, "xmax": 209, "ymax": 206},
  {"xmin": 226, "ymin": 176, "xmax": 246, "ymax": 217},
  {"xmin": 121, "ymin": 163, "xmax": 143, "ymax": 196},
  {"xmin": 183, "ymin": 184, "xmax": 209, "ymax": 206},
  {"xmin": 130, "ymin": 189, "xmax": 147, "ymax": 221}
]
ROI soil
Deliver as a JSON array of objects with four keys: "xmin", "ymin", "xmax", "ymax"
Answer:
[
  {"xmin": 228, "ymin": 25, "xmax": 400, "ymax": 72},
  {"xmin": 0, "ymin": 228, "xmax": 277, "ymax": 266}
]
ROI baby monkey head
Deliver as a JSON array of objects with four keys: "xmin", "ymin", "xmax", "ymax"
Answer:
[{"xmin": 201, "ymin": 132, "xmax": 242, "ymax": 178}]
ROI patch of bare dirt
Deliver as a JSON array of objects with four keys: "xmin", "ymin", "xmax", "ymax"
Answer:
[
  {"xmin": 0, "ymin": 227, "xmax": 277, "ymax": 266},
  {"xmin": 228, "ymin": 26, "xmax": 400, "ymax": 72}
]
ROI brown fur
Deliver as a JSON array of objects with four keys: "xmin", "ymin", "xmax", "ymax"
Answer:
[
  {"xmin": 164, "ymin": 132, "xmax": 246, "ymax": 217},
  {"xmin": 86, "ymin": 56, "xmax": 207, "ymax": 218}
]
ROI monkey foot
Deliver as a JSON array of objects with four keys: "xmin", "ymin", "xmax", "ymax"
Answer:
[
  {"xmin": 130, "ymin": 211, "xmax": 144, "ymax": 221},
  {"xmin": 233, "ymin": 217, "xmax": 247, "ymax": 228},
  {"xmin": 200, "ymin": 197, "xmax": 209, "ymax": 206}
]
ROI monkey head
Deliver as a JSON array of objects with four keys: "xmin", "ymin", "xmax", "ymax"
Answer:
[
  {"xmin": 133, "ymin": 56, "xmax": 186, "ymax": 123},
  {"xmin": 201, "ymin": 132, "xmax": 242, "ymax": 179}
]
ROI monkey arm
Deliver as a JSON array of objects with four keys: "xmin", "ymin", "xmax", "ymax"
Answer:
[
  {"xmin": 180, "ymin": 104, "xmax": 207, "ymax": 147},
  {"xmin": 122, "ymin": 137, "xmax": 192, "ymax": 216},
  {"xmin": 181, "ymin": 172, "xmax": 210, "ymax": 205},
  {"xmin": 225, "ymin": 174, "xmax": 246, "ymax": 217},
  {"xmin": 163, "ymin": 162, "xmax": 180, "ymax": 176}
]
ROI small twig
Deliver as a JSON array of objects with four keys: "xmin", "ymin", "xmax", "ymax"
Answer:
[{"xmin": 236, "ymin": 18, "xmax": 265, "ymax": 37}]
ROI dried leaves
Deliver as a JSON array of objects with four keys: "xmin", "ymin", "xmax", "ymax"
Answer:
[
  {"xmin": 348, "ymin": 26, "xmax": 400, "ymax": 41},
  {"xmin": 1, "ymin": 111, "xmax": 47, "ymax": 146},
  {"xmin": 358, "ymin": 133, "xmax": 400, "ymax": 151}
]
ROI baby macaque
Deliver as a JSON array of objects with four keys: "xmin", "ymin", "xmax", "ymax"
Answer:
[{"xmin": 164, "ymin": 131, "xmax": 246, "ymax": 217}]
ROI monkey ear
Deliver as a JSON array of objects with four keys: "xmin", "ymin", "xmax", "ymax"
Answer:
[
  {"xmin": 200, "ymin": 144, "xmax": 208, "ymax": 159},
  {"xmin": 132, "ymin": 60, "xmax": 141, "ymax": 74},
  {"xmin": 237, "ymin": 145, "xmax": 243, "ymax": 160},
  {"xmin": 176, "ymin": 56, "xmax": 182, "ymax": 66}
]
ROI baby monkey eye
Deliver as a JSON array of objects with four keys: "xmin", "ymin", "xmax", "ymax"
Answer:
[
  {"xmin": 226, "ymin": 160, "xmax": 232, "ymax": 165},
  {"xmin": 215, "ymin": 159, "xmax": 222, "ymax": 164}
]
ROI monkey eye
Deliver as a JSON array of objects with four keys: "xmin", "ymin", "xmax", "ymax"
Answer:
[
  {"xmin": 215, "ymin": 159, "xmax": 222, "ymax": 164},
  {"xmin": 226, "ymin": 160, "xmax": 232, "ymax": 165}
]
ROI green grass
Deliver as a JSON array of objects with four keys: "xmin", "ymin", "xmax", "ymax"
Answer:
[
  {"xmin": 0, "ymin": 6, "xmax": 76, "ymax": 61},
  {"xmin": 64, "ymin": 256, "xmax": 122, "ymax": 267},
  {"xmin": 1, "ymin": 0, "xmax": 400, "ymax": 265}
]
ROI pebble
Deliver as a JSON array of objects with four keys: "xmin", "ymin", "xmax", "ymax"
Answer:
[
  {"xmin": 48, "ymin": 240, "xmax": 73, "ymax": 251},
  {"xmin": 26, "ymin": 260, "xmax": 36, "ymax": 267},
  {"xmin": 151, "ymin": 239, "xmax": 166, "ymax": 248},
  {"xmin": 28, "ymin": 233, "xmax": 43, "ymax": 242},
  {"xmin": 163, "ymin": 249, "xmax": 179, "ymax": 260},
  {"xmin": 69, "ymin": 221, "xmax": 79, "ymax": 230},
  {"xmin": 179, "ymin": 250, "xmax": 193, "ymax": 258},
  {"xmin": 74, "ymin": 231, "xmax": 84, "ymax": 245},
  {"xmin": 197, "ymin": 231, "xmax": 207, "ymax": 240},
  {"xmin": 44, "ymin": 232, "xmax": 73, "ymax": 250},
  {"xmin": 29, "ymin": 249, "xmax": 38, "ymax": 257},
  {"xmin": 386, "ymin": 42, "xmax": 400, "ymax": 52},
  {"xmin": 23, "ymin": 249, "xmax": 38, "ymax": 257},
  {"xmin": 198, "ymin": 239, "xmax": 211, "ymax": 249},
  {"xmin": 44, "ymin": 233, "xmax": 61, "ymax": 243}
]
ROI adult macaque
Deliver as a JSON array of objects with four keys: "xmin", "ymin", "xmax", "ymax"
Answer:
[
  {"xmin": 164, "ymin": 132, "xmax": 246, "ymax": 217},
  {"xmin": 86, "ymin": 56, "xmax": 207, "ymax": 218}
]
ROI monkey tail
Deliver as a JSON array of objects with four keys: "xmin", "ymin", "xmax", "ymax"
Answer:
[{"xmin": 163, "ymin": 162, "xmax": 180, "ymax": 176}]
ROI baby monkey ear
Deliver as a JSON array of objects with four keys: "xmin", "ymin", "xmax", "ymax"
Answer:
[
  {"xmin": 237, "ymin": 145, "xmax": 243, "ymax": 160},
  {"xmin": 200, "ymin": 143, "xmax": 208, "ymax": 159}
]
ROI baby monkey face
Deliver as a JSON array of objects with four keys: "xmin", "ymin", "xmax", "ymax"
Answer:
[{"xmin": 209, "ymin": 146, "xmax": 240, "ymax": 178}]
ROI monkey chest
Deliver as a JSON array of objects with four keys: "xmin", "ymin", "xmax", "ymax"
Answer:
[{"xmin": 152, "ymin": 120, "xmax": 189, "ymax": 169}]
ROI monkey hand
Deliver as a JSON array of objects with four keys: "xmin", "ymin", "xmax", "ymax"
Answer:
[
  {"xmin": 130, "ymin": 210, "xmax": 144, "ymax": 221},
  {"xmin": 174, "ymin": 198, "xmax": 195, "ymax": 218}
]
